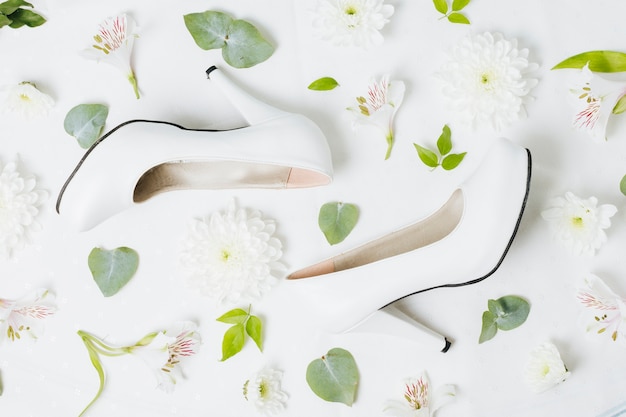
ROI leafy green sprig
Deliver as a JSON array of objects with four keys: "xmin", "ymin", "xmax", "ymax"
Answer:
[
  {"xmin": 433, "ymin": 0, "xmax": 471, "ymax": 24},
  {"xmin": 0, "ymin": 0, "xmax": 45, "ymax": 29},
  {"xmin": 479, "ymin": 295, "xmax": 530, "ymax": 343},
  {"xmin": 217, "ymin": 305, "xmax": 263, "ymax": 361},
  {"xmin": 414, "ymin": 124, "xmax": 466, "ymax": 170}
]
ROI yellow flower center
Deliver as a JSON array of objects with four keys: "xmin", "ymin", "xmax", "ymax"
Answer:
[
  {"xmin": 571, "ymin": 216, "xmax": 584, "ymax": 228},
  {"xmin": 19, "ymin": 93, "xmax": 31, "ymax": 102},
  {"xmin": 345, "ymin": 6, "xmax": 358, "ymax": 15}
]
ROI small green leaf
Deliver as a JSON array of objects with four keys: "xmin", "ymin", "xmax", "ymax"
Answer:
[
  {"xmin": 64, "ymin": 104, "xmax": 109, "ymax": 149},
  {"xmin": 452, "ymin": 0, "xmax": 471, "ymax": 11},
  {"xmin": 88, "ymin": 247, "xmax": 139, "ymax": 297},
  {"xmin": 442, "ymin": 152, "xmax": 467, "ymax": 170},
  {"xmin": 433, "ymin": 0, "xmax": 448, "ymax": 14},
  {"xmin": 414, "ymin": 143, "xmax": 440, "ymax": 168},
  {"xmin": 0, "ymin": 0, "xmax": 33, "ymax": 15},
  {"xmin": 308, "ymin": 77, "xmax": 340, "ymax": 91},
  {"xmin": 620, "ymin": 174, "xmax": 626, "ymax": 196},
  {"xmin": 245, "ymin": 315, "xmax": 263, "ymax": 351},
  {"xmin": 216, "ymin": 308, "xmax": 248, "ymax": 324},
  {"xmin": 437, "ymin": 124, "xmax": 452, "ymax": 155},
  {"xmin": 0, "ymin": 14, "xmax": 11, "ymax": 27},
  {"xmin": 613, "ymin": 95, "xmax": 626, "ymax": 114},
  {"xmin": 220, "ymin": 323, "xmax": 245, "ymax": 361},
  {"xmin": 479, "ymin": 311, "xmax": 498, "ymax": 343},
  {"xmin": 552, "ymin": 51, "xmax": 626, "ymax": 73},
  {"xmin": 183, "ymin": 11, "xmax": 230, "ymax": 50},
  {"xmin": 306, "ymin": 348, "xmax": 359, "ymax": 406},
  {"xmin": 492, "ymin": 295, "xmax": 530, "ymax": 331},
  {"xmin": 447, "ymin": 12, "xmax": 470, "ymax": 24},
  {"xmin": 7, "ymin": 8, "xmax": 45, "ymax": 28},
  {"xmin": 318, "ymin": 202, "xmax": 359, "ymax": 245}
]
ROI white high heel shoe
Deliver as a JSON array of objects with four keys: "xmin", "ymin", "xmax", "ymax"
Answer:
[
  {"xmin": 56, "ymin": 66, "xmax": 333, "ymax": 231},
  {"xmin": 286, "ymin": 137, "xmax": 531, "ymax": 351}
]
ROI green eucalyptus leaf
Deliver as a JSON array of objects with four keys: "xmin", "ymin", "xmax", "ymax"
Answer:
[
  {"xmin": 479, "ymin": 310, "xmax": 498, "ymax": 343},
  {"xmin": 613, "ymin": 95, "xmax": 626, "ymax": 114},
  {"xmin": 452, "ymin": 0, "xmax": 471, "ymax": 11},
  {"xmin": 308, "ymin": 77, "xmax": 340, "ymax": 91},
  {"xmin": 442, "ymin": 152, "xmax": 467, "ymax": 170},
  {"xmin": 7, "ymin": 8, "xmax": 45, "ymax": 28},
  {"xmin": 620, "ymin": 174, "xmax": 626, "ymax": 196},
  {"xmin": 437, "ymin": 124, "xmax": 452, "ymax": 155},
  {"xmin": 433, "ymin": 0, "xmax": 448, "ymax": 14},
  {"xmin": 183, "ymin": 11, "xmax": 230, "ymax": 50},
  {"xmin": 88, "ymin": 247, "xmax": 139, "ymax": 297},
  {"xmin": 414, "ymin": 143, "xmax": 440, "ymax": 168},
  {"xmin": 221, "ymin": 19, "xmax": 274, "ymax": 68},
  {"xmin": 552, "ymin": 51, "xmax": 626, "ymax": 73},
  {"xmin": 447, "ymin": 12, "xmax": 470, "ymax": 24},
  {"xmin": 245, "ymin": 315, "xmax": 263, "ymax": 351},
  {"xmin": 64, "ymin": 104, "xmax": 109, "ymax": 149},
  {"xmin": 221, "ymin": 323, "xmax": 246, "ymax": 361},
  {"xmin": 491, "ymin": 295, "xmax": 531, "ymax": 331},
  {"xmin": 0, "ymin": 0, "xmax": 33, "ymax": 15},
  {"xmin": 216, "ymin": 308, "xmax": 248, "ymax": 324},
  {"xmin": 306, "ymin": 348, "xmax": 359, "ymax": 406},
  {"xmin": 318, "ymin": 202, "xmax": 359, "ymax": 245}
]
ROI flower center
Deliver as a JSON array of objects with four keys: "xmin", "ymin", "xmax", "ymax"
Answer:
[
  {"xmin": 345, "ymin": 5, "xmax": 358, "ymax": 15},
  {"xmin": 541, "ymin": 364, "xmax": 551, "ymax": 376},
  {"xmin": 258, "ymin": 380, "xmax": 268, "ymax": 398},
  {"xmin": 19, "ymin": 93, "xmax": 32, "ymax": 102},
  {"xmin": 220, "ymin": 248, "xmax": 232, "ymax": 262},
  {"xmin": 571, "ymin": 216, "xmax": 585, "ymax": 228},
  {"xmin": 478, "ymin": 70, "xmax": 497, "ymax": 91},
  {"xmin": 404, "ymin": 379, "xmax": 429, "ymax": 410}
]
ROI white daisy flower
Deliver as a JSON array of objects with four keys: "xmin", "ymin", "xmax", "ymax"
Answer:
[
  {"xmin": 347, "ymin": 74, "xmax": 405, "ymax": 159},
  {"xmin": 0, "ymin": 289, "xmax": 56, "ymax": 343},
  {"xmin": 541, "ymin": 191, "xmax": 617, "ymax": 256},
  {"xmin": 383, "ymin": 371, "xmax": 455, "ymax": 417},
  {"xmin": 180, "ymin": 201, "xmax": 285, "ymax": 305},
  {"xmin": 437, "ymin": 32, "xmax": 538, "ymax": 131},
  {"xmin": 243, "ymin": 367, "xmax": 288, "ymax": 416},
  {"xmin": 1, "ymin": 81, "xmax": 54, "ymax": 119},
  {"xmin": 577, "ymin": 274, "xmax": 626, "ymax": 345},
  {"xmin": 0, "ymin": 158, "xmax": 48, "ymax": 261},
  {"xmin": 524, "ymin": 342, "xmax": 570, "ymax": 393},
  {"xmin": 311, "ymin": 0, "xmax": 394, "ymax": 49},
  {"xmin": 82, "ymin": 13, "xmax": 140, "ymax": 99}
]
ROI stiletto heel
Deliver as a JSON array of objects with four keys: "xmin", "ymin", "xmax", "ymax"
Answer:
[
  {"xmin": 56, "ymin": 67, "xmax": 333, "ymax": 231},
  {"xmin": 286, "ymin": 138, "xmax": 531, "ymax": 345}
]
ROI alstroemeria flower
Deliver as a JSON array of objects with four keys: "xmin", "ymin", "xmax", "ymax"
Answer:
[
  {"xmin": 383, "ymin": 371, "xmax": 455, "ymax": 417},
  {"xmin": 82, "ymin": 13, "xmax": 140, "ymax": 99},
  {"xmin": 0, "ymin": 289, "xmax": 56, "ymax": 343},
  {"xmin": 130, "ymin": 321, "xmax": 201, "ymax": 393},
  {"xmin": 1, "ymin": 81, "xmax": 54, "ymax": 119},
  {"xmin": 541, "ymin": 191, "xmax": 617, "ymax": 256},
  {"xmin": 570, "ymin": 64, "xmax": 626, "ymax": 141},
  {"xmin": 347, "ymin": 75, "xmax": 405, "ymax": 159},
  {"xmin": 577, "ymin": 274, "xmax": 626, "ymax": 345},
  {"xmin": 524, "ymin": 342, "xmax": 570, "ymax": 393}
]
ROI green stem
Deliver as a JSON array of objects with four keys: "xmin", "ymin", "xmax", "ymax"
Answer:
[
  {"xmin": 128, "ymin": 72, "xmax": 140, "ymax": 99},
  {"xmin": 384, "ymin": 131, "xmax": 394, "ymax": 160}
]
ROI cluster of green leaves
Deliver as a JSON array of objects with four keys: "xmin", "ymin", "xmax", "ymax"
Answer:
[
  {"xmin": 318, "ymin": 202, "xmax": 359, "ymax": 245},
  {"xmin": 414, "ymin": 124, "xmax": 466, "ymax": 170},
  {"xmin": 184, "ymin": 11, "xmax": 274, "ymax": 69},
  {"xmin": 0, "ymin": 0, "xmax": 45, "ymax": 29},
  {"xmin": 88, "ymin": 247, "xmax": 139, "ymax": 297},
  {"xmin": 306, "ymin": 347, "xmax": 359, "ymax": 406},
  {"xmin": 479, "ymin": 295, "xmax": 530, "ymax": 343},
  {"xmin": 433, "ymin": 0, "xmax": 471, "ymax": 24},
  {"xmin": 308, "ymin": 77, "xmax": 340, "ymax": 91},
  {"xmin": 217, "ymin": 306, "xmax": 263, "ymax": 361},
  {"xmin": 63, "ymin": 104, "xmax": 109, "ymax": 149}
]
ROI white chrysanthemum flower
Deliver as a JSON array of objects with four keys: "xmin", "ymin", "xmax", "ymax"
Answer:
[
  {"xmin": 569, "ymin": 64, "xmax": 626, "ymax": 141},
  {"xmin": 82, "ymin": 13, "xmax": 140, "ymax": 98},
  {"xmin": 437, "ymin": 32, "xmax": 538, "ymax": 131},
  {"xmin": 383, "ymin": 371, "xmax": 455, "ymax": 417},
  {"xmin": 180, "ymin": 201, "xmax": 285, "ymax": 305},
  {"xmin": 0, "ymin": 289, "xmax": 56, "ymax": 343},
  {"xmin": 347, "ymin": 74, "xmax": 405, "ymax": 159},
  {"xmin": 577, "ymin": 274, "xmax": 626, "ymax": 345},
  {"xmin": 1, "ymin": 81, "xmax": 54, "ymax": 119},
  {"xmin": 0, "ymin": 158, "xmax": 48, "ymax": 261},
  {"xmin": 541, "ymin": 191, "xmax": 617, "ymax": 256},
  {"xmin": 243, "ymin": 367, "xmax": 288, "ymax": 416},
  {"xmin": 311, "ymin": 0, "xmax": 394, "ymax": 48},
  {"xmin": 524, "ymin": 342, "xmax": 570, "ymax": 393}
]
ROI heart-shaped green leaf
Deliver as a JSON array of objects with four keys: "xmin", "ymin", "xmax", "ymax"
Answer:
[
  {"xmin": 184, "ymin": 11, "xmax": 274, "ymax": 69},
  {"xmin": 64, "ymin": 104, "xmax": 108, "ymax": 149},
  {"xmin": 88, "ymin": 247, "xmax": 139, "ymax": 297},
  {"xmin": 306, "ymin": 348, "xmax": 359, "ymax": 406},
  {"xmin": 308, "ymin": 77, "xmax": 340, "ymax": 91},
  {"xmin": 318, "ymin": 202, "xmax": 359, "ymax": 245},
  {"xmin": 552, "ymin": 51, "xmax": 626, "ymax": 73}
]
